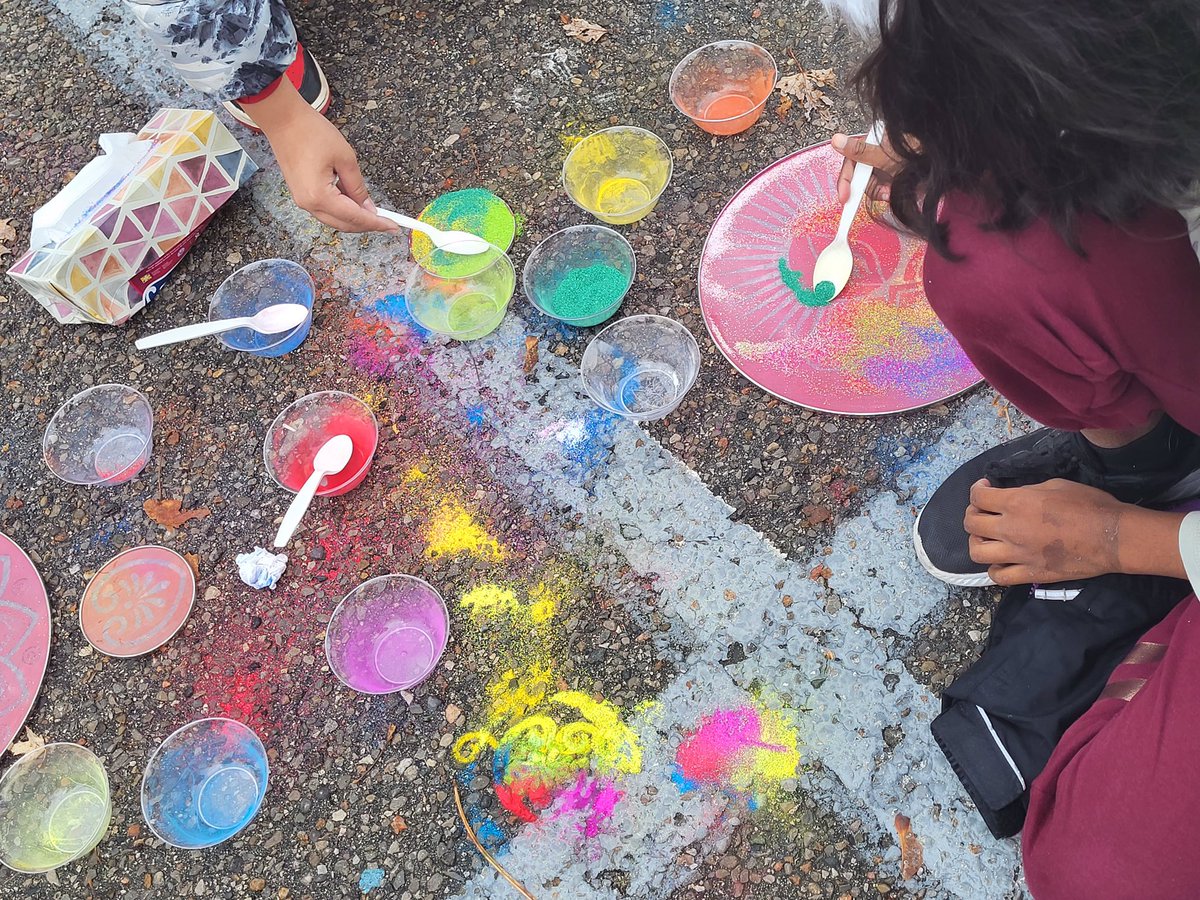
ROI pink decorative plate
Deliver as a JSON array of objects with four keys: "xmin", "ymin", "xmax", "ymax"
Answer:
[
  {"xmin": 80, "ymin": 546, "xmax": 195, "ymax": 657},
  {"xmin": 0, "ymin": 533, "xmax": 50, "ymax": 751},
  {"xmin": 698, "ymin": 142, "xmax": 982, "ymax": 415}
]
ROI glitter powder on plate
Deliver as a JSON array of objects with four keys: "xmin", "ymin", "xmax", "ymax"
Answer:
[{"xmin": 698, "ymin": 142, "xmax": 982, "ymax": 414}]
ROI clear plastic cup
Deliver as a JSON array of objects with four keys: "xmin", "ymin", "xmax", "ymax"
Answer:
[
  {"xmin": 404, "ymin": 244, "xmax": 515, "ymax": 341},
  {"xmin": 0, "ymin": 743, "xmax": 112, "ymax": 873},
  {"xmin": 141, "ymin": 718, "xmax": 269, "ymax": 849},
  {"xmin": 562, "ymin": 127, "xmax": 674, "ymax": 226},
  {"xmin": 263, "ymin": 391, "xmax": 379, "ymax": 497},
  {"xmin": 42, "ymin": 384, "xmax": 154, "ymax": 486},
  {"xmin": 326, "ymin": 575, "xmax": 449, "ymax": 694},
  {"xmin": 580, "ymin": 314, "xmax": 701, "ymax": 421},
  {"xmin": 208, "ymin": 259, "xmax": 315, "ymax": 358},
  {"xmin": 523, "ymin": 225, "xmax": 636, "ymax": 327},
  {"xmin": 669, "ymin": 41, "xmax": 778, "ymax": 136}
]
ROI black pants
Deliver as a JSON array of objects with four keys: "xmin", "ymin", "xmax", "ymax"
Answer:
[{"xmin": 931, "ymin": 573, "xmax": 1192, "ymax": 838}]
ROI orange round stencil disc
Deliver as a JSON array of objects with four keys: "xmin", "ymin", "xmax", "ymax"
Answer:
[{"xmin": 80, "ymin": 546, "xmax": 195, "ymax": 657}]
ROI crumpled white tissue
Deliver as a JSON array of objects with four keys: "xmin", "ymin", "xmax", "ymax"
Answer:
[{"xmin": 236, "ymin": 547, "xmax": 288, "ymax": 590}]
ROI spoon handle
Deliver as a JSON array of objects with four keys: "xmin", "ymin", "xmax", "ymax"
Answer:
[
  {"xmin": 375, "ymin": 207, "xmax": 439, "ymax": 240},
  {"xmin": 135, "ymin": 317, "xmax": 245, "ymax": 350},
  {"xmin": 834, "ymin": 120, "xmax": 885, "ymax": 244},
  {"xmin": 274, "ymin": 468, "xmax": 325, "ymax": 548}
]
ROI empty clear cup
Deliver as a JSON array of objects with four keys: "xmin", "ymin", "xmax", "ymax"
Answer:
[
  {"xmin": 404, "ymin": 245, "xmax": 515, "ymax": 341},
  {"xmin": 208, "ymin": 259, "xmax": 315, "ymax": 358},
  {"xmin": 43, "ymin": 384, "xmax": 154, "ymax": 486},
  {"xmin": 563, "ymin": 127, "xmax": 674, "ymax": 226},
  {"xmin": 141, "ymin": 718, "xmax": 269, "ymax": 849},
  {"xmin": 580, "ymin": 315, "xmax": 701, "ymax": 421},
  {"xmin": 669, "ymin": 41, "xmax": 778, "ymax": 136},
  {"xmin": 326, "ymin": 575, "xmax": 450, "ymax": 694},
  {"xmin": 0, "ymin": 743, "xmax": 112, "ymax": 873},
  {"xmin": 523, "ymin": 225, "xmax": 636, "ymax": 327}
]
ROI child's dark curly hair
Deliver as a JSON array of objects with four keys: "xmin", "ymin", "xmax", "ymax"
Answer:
[{"xmin": 851, "ymin": 0, "xmax": 1200, "ymax": 257}]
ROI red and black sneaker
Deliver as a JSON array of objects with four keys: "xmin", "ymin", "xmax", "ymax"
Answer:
[{"xmin": 223, "ymin": 42, "xmax": 331, "ymax": 131}]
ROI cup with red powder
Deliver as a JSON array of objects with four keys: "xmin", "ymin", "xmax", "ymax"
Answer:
[
  {"xmin": 523, "ymin": 224, "xmax": 636, "ymax": 328},
  {"xmin": 263, "ymin": 391, "xmax": 378, "ymax": 498},
  {"xmin": 669, "ymin": 41, "xmax": 778, "ymax": 136}
]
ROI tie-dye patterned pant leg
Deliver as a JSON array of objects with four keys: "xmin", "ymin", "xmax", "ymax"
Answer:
[{"xmin": 124, "ymin": 0, "xmax": 298, "ymax": 102}]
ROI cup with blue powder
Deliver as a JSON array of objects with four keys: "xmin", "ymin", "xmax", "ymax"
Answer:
[{"xmin": 522, "ymin": 224, "xmax": 636, "ymax": 328}]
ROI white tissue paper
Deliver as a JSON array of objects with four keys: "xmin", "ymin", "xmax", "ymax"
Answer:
[{"xmin": 236, "ymin": 547, "xmax": 289, "ymax": 590}]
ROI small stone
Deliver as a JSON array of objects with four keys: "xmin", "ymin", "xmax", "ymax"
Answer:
[
  {"xmin": 249, "ymin": 879, "xmax": 266, "ymax": 893},
  {"xmin": 331, "ymin": 809, "xmax": 347, "ymax": 822},
  {"xmin": 444, "ymin": 703, "xmax": 461, "ymax": 723}
]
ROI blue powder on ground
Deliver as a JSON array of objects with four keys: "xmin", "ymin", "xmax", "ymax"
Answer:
[
  {"xmin": 560, "ymin": 409, "xmax": 620, "ymax": 483},
  {"xmin": 465, "ymin": 404, "xmax": 489, "ymax": 429},
  {"xmin": 671, "ymin": 768, "xmax": 698, "ymax": 794},
  {"xmin": 358, "ymin": 869, "xmax": 385, "ymax": 893},
  {"xmin": 372, "ymin": 293, "xmax": 431, "ymax": 340}
]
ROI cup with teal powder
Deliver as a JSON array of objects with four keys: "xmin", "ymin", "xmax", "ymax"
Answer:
[{"xmin": 522, "ymin": 225, "xmax": 636, "ymax": 328}]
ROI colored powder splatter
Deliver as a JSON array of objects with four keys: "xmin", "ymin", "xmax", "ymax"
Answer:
[
  {"xmin": 654, "ymin": 0, "xmax": 683, "ymax": 27},
  {"xmin": 410, "ymin": 188, "xmax": 515, "ymax": 277},
  {"xmin": 554, "ymin": 773, "xmax": 623, "ymax": 838},
  {"xmin": 527, "ymin": 581, "xmax": 558, "ymax": 624},
  {"xmin": 674, "ymin": 706, "xmax": 801, "ymax": 803},
  {"xmin": 777, "ymin": 258, "xmax": 835, "ymax": 307},
  {"xmin": 453, "ymin": 665, "xmax": 643, "ymax": 827},
  {"xmin": 358, "ymin": 868, "xmax": 385, "ymax": 893},
  {"xmin": 543, "ymin": 264, "xmax": 628, "ymax": 321},
  {"xmin": 461, "ymin": 584, "xmax": 520, "ymax": 618},
  {"xmin": 371, "ymin": 293, "xmax": 430, "ymax": 340},
  {"xmin": 545, "ymin": 409, "xmax": 620, "ymax": 483},
  {"xmin": 425, "ymin": 500, "xmax": 504, "ymax": 559},
  {"xmin": 465, "ymin": 403, "xmax": 489, "ymax": 429},
  {"xmin": 403, "ymin": 466, "xmax": 427, "ymax": 483}
]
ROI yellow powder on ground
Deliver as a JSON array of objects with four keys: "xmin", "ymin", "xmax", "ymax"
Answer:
[
  {"xmin": 403, "ymin": 466, "xmax": 428, "ymax": 483},
  {"xmin": 752, "ymin": 708, "xmax": 802, "ymax": 782},
  {"xmin": 425, "ymin": 500, "xmax": 503, "ymax": 559},
  {"xmin": 460, "ymin": 584, "xmax": 520, "ymax": 618}
]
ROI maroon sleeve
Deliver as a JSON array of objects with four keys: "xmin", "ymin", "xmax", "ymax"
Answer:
[{"xmin": 923, "ymin": 197, "xmax": 1200, "ymax": 434}]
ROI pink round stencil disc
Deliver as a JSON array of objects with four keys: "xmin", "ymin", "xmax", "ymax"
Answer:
[
  {"xmin": 80, "ymin": 546, "xmax": 195, "ymax": 657},
  {"xmin": 0, "ymin": 533, "xmax": 51, "ymax": 750},
  {"xmin": 698, "ymin": 142, "xmax": 982, "ymax": 415}
]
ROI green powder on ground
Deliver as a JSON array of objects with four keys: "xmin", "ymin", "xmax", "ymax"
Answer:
[{"xmin": 545, "ymin": 264, "xmax": 628, "ymax": 320}]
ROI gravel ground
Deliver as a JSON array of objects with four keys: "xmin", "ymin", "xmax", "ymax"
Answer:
[{"xmin": 0, "ymin": 0, "xmax": 1007, "ymax": 898}]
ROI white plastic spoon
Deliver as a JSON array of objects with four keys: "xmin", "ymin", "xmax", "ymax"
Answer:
[
  {"xmin": 273, "ymin": 434, "xmax": 354, "ymax": 548},
  {"xmin": 135, "ymin": 303, "xmax": 309, "ymax": 350},
  {"xmin": 811, "ymin": 120, "xmax": 885, "ymax": 303},
  {"xmin": 375, "ymin": 207, "xmax": 491, "ymax": 256}
]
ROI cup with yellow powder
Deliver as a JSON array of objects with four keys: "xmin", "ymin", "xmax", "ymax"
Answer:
[
  {"xmin": 523, "ymin": 224, "xmax": 636, "ymax": 327},
  {"xmin": 562, "ymin": 127, "xmax": 673, "ymax": 225}
]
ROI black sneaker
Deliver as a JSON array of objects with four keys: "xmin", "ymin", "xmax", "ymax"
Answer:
[
  {"xmin": 914, "ymin": 418, "xmax": 1200, "ymax": 587},
  {"xmin": 223, "ymin": 42, "xmax": 331, "ymax": 131}
]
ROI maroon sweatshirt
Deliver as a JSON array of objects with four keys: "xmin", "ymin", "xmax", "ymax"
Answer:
[{"xmin": 923, "ymin": 195, "xmax": 1200, "ymax": 434}]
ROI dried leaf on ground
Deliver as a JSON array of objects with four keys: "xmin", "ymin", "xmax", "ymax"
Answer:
[
  {"xmin": 184, "ymin": 552, "xmax": 200, "ymax": 581},
  {"xmin": 522, "ymin": 335, "xmax": 539, "ymax": 374},
  {"xmin": 144, "ymin": 498, "xmax": 211, "ymax": 530},
  {"xmin": 777, "ymin": 68, "xmax": 838, "ymax": 128},
  {"xmin": 0, "ymin": 218, "xmax": 15, "ymax": 259},
  {"xmin": 562, "ymin": 17, "xmax": 607, "ymax": 43},
  {"xmin": 9, "ymin": 727, "xmax": 45, "ymax": 756},
  {"xmin": 894, "ymin": 813, "xmax": 924, "ymax": 880}
]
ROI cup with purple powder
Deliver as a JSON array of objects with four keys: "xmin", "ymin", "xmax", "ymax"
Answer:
[
  {"xmin": 522, "ymin": 224, "xmax": 636, "ymax": 328},
  {"xmin": 325, "ymin": 575, "xmax": 449, "ymax": 694}
]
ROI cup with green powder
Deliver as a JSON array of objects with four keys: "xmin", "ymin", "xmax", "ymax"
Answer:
[
  {"xmin": 522, "ymin": 225, "xmax": 636, "ymax": 328},
  {"xmin": 411, "ymin": 188, "xmax": 516, "ymax": 279},
  {"xmin": 405, "ymin": 243, "xmax": 515, "ymax": 341}
]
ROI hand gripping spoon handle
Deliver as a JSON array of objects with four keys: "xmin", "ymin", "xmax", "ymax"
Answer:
[
  {"xmin": 273, "ymin": 434, "xmax": 354, "ymax": 548},
  {"xmin": 811, "ymin": 120, "xmax": 885, "ymax": 302},
  {"xmin": 375, "ymin": 207, "xmax": 491, "ymax": 256}
]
